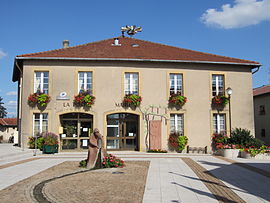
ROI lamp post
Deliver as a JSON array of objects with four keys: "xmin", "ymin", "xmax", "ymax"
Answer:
[{"xmin": 226, "ymin": 87, "xmax": 233, "ymax": 136}]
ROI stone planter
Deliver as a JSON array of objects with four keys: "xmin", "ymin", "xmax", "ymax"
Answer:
[
  {"xmin": 220, "ymin": 149, "xmax": 240, "ymax": 158},
  {"xmin": 240, "ymin": 151, "xmax": 252, "ymax": 159},
  {"xmin": 240, "ymin": 151, "xmax": 270, "ymax": 160},
  {"xmin": 43, "ymin": 144, "xmax": 58, "ymax": 154}
]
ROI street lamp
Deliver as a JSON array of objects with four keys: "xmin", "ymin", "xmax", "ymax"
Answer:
[{"xmin": 226, "ymin": 87, "xmax": 233, "ymax": 136}]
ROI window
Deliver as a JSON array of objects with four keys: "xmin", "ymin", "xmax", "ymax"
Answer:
[
  {"xmin": 78, "ymin": 72, "xmax": 92, "ymax": 93},
  {"xmin": 261, "ymin": 129, "xmax": 266, "ymax": 137},
  {"xmin": 169, "ymin": 73, "xmax": 183, "ymax": 95},
  {"xmin": 124, "ymin": 73, "xmax": 138, "ymax": 95},
  {"xmin": 33, "ymin": 113, "xmax": 48, "ymax": 136},
  {"xmin": 170, "ymin": 114, "xmax": 184, "ymax": 135},
  {"xmin": 259, "ymin": 105, "xmax": 266, "ymax": 115},
  {"xmin": 34, "ymin": 71, "xmax": 49, "ymax": 94},
  {"xmin": 212, "ymin": 74, "xmax": 224, "ymax": 96},
  {"xmin": 213, "ymin": 114, "xmax": 226, "ymax": 134}
]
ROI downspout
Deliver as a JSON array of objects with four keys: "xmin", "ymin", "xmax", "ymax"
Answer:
[{"xmin": 15, "ymin": 61, "xmax": 24, "ymax": 150}]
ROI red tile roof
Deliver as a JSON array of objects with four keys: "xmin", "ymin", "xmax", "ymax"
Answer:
[
  {"xmin": 17, "ymin": 37, "xmax": 260, "ymax": 65},
  {"xmin": 0, "ymin": 118, "xmax": 17, "ymax": 126},
  {"xmin": 253, "ymin": 85, "xmax": 270, "ymax": 97}
]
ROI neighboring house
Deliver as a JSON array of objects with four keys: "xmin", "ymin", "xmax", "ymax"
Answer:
[
  {"xmin": 253, "ymin": 85, "xmax": 270, "ymax": 146},
  {"xmin": 0, "ymin": 118, "xmax": 18, "ymax": 143},
  {"xmin": 12, "ymin": 37, "xmax": 260, "ymax": 152}
]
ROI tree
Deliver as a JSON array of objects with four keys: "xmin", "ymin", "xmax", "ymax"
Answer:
[{"xmin": 0, "ymin": 97, "xmax": 7, "ymax": 118}]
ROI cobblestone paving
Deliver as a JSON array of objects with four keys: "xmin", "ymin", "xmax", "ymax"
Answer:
[{"xmin": 181, "ymin": 157, "xmax": 245, "ymax": 203}]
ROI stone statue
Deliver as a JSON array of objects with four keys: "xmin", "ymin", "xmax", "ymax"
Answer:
[{"xmin": 87, "ymin": 128, "xmax": 104, "ymax": 169}]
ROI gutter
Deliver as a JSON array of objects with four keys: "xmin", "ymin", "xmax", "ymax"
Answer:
[{"xmin": 15, "ymin": 57, "xmax": 262, "ymax": 67}]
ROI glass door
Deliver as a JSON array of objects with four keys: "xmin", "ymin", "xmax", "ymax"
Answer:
[{"xmin": 106, "ymin": 113, "xmax": 139, "ymax": 151}]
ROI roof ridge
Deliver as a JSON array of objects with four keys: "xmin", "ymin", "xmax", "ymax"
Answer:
[{"xmin": 17, "ymin": 37, "xmax": 117, "ymax": 57}]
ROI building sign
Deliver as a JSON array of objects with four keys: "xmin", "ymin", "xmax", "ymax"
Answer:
[{"xmin": 56, "ymin": 92, "xmax": 70, "ymax": 100}]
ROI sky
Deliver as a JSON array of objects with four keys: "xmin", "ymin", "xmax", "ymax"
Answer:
[{"xmin": 0, "ymin": 0, "xmax": 270, "ymax": 117}]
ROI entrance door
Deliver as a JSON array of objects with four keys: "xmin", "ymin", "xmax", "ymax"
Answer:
[
  {"xmin": 107, "ymin": 113, "xmax": 139, "ymax": 150},
  {"xmin": 60, "ymin": 113, "xmax": 93, "ymax": 151}
]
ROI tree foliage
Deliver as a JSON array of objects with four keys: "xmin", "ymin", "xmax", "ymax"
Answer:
[{"xmin": 0, "ymin": 97, "xmax": 7, "ymax": 118}]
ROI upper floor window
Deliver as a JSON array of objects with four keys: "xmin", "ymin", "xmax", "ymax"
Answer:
[
  {"xmin": 259, "ymin": 105, "xmax": 266, "ymax": 115},
  {"xmin": 212, "ymin": 74, "xmax": 224, "ymax": 96},
  {"xmin": 169, "ymin": 73, "xmax": 183, "ymax": 95},
  {"xmin": 213, "ymin": 113, "xmax": 226, "ymax": 134},
  {"xmin": 78, "ymin": 72, "xmax": 92, "ymax": 93},
  {"xmin": 170, "ymin": 114, "xmax": 184, "ymax": 135},
  {"xmin": 33, "ymin": 113, "xmax": 48, "ymax": 136},
  {"xmin": 34, "ymin": 71, "xmax": 49, "ymax": 94},
  {"xmin": 124, "ymin": 72, "xmax": 138, "ymax": 95}
]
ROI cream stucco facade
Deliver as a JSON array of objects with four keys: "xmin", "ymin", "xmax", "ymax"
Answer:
[{"xmin": 17, "ymin": 59, "xmax": 255, "ymax": 152}]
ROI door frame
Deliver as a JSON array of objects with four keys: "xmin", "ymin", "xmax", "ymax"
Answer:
[{"xmin": 104, "ymin": 111, "xmax": 142, "ymax": 151}]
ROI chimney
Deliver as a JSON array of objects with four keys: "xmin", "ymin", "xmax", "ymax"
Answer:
[
  {"xmin": 112, "ymin": 38, "xmax": 121, "ymax": 46},
  {"xmin": 63, "ymin": 40, "xmax": 69, "ymax": 48}
]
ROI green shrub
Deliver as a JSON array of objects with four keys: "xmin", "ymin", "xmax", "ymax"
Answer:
[
  {"xmin": 229, "ymin": 128, "xmax": 263, "ymax": 148},
  {"xmin": 79, "ymin": 159, "xmax": 87, "ymax": 168},
  {"xmin": 28, "ymin": 136, "xmax": 44, "ymax": 150},
  {"xmin": 177, "ymin": 136, "xmax": 188, "ymax": 152}
]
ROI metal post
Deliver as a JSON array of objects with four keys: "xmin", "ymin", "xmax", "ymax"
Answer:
[{"xmin": 228, "ymin": 95, "xmax": 232, "ymax": 136}]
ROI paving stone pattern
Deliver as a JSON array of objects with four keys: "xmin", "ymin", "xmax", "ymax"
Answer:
[{"xmin": 181, "ymin": 157, "xmax": 245, "ymax": 203}]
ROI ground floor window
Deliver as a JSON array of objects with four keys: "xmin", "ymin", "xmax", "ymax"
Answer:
[
  {"xmin": 59, "ymin": 113, "xmax": 93, "ymax": 150},
  {"xmin": 33, "ymin": 113, "xmax": 48, "ymax": 136},
  {"xmin": 170, "ymin": 114, "xmax": 184, "ymax": 135},
  {"xmin": 213, "ymin": 113, "xmax": 226, "ymax": 134}
]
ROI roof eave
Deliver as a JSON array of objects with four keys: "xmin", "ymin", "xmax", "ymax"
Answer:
[{"xmin": 15, "ymin": 56, "xmax": 261, "ymax": 67}]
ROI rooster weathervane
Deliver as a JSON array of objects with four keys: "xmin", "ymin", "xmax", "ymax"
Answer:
[{"xmin": 121, "ymin": 25, "xmax": 142, "ymax": 37}]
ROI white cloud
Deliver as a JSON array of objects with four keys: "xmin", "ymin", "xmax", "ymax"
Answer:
[
  {"xmin": 6, "ymin": 91, "xmax": 17, "ymax": 96},
  {"xmin": 7, "ymin": 100, "xmax": 17, "ymax": 106},
  {"xmin": 0, "ymin": 49, "xmax": 7, "ymax": 59},
  {"xmin": 201, "ymin": 0, "xmax": 270, "ymax": 29}
]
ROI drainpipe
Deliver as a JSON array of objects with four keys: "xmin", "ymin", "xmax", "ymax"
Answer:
[{"xmin": 15, "ymin": 61, "xmax": 24, "ymax": 150}]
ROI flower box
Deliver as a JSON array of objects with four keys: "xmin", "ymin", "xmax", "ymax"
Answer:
[
  {"xmin": 211, "ymin": 95, "xmax": 229, "ymax": 109},
  {"xmin": 122, "ymin": 94, "xmax": 142, "ymax": 107},
  {"xmin": 28, "ymin": 92, "xmax": 50, "ymax": 107},
  {"xmin": 74, "ymin": 90, "xmax": 95, "ymax": 108},
  {"xmin": 43, "ymin": 144, "xmax": 58, "ymax": 154},
  {"xmin": 168, "ymin": 93, "xmax": 187, "ymax": 107}
]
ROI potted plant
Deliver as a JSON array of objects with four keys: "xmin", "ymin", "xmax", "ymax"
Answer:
[
  {"xmin": 122, "ymin": 94, "xmax": 142, "ymax": 108},
  {"xmin": 28, "ymin": 92, "xmax": 50, "ymax": 107},
  {"xmin": 42, "ymin": 132, "xmax": 59, "ymax": 154},
  {"xmin": 211, "ymin": 95, "xmax": 229, "ymax": 108},
  {"xmin": 168, "ymin": 93, "xmax": 187, "ymax": 107},
  {"xmin": 74, "ymin": 90, "xmax": 95, "ymax": 108}
]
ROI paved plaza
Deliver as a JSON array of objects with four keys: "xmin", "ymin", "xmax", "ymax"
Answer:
[{"xmin": 0, "ymin": 144, "xmax": 270, "ymax": 203}]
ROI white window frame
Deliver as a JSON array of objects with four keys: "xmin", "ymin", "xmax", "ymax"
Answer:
[
  {"xmin": 170, "ymin": 114, "xmax": 184, "ymax": 135},
  {"xmin": 124, "ymin": 72, "xmax": 139, "ymax": 95},
  {"xmin": 212, "ymin": 74, "xmax": 224, "ymax": 96},
  {"xmin": 169, "ymin": 73, "xmax": 183, "ymax": 95},
  {"xmin": 78, "ymin": 72, "xmax": 92, "ymax": 93},
  {"xmin": 33, "ymin": 113, "xmax": 48, "ymax": 136},
  {"xmin": 213, "ymin": 114, "xmax": 226, "ymax": 134},
  {"xmin": 34, "ymin": 71, "xmax": 49, "ymax": 94}
]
